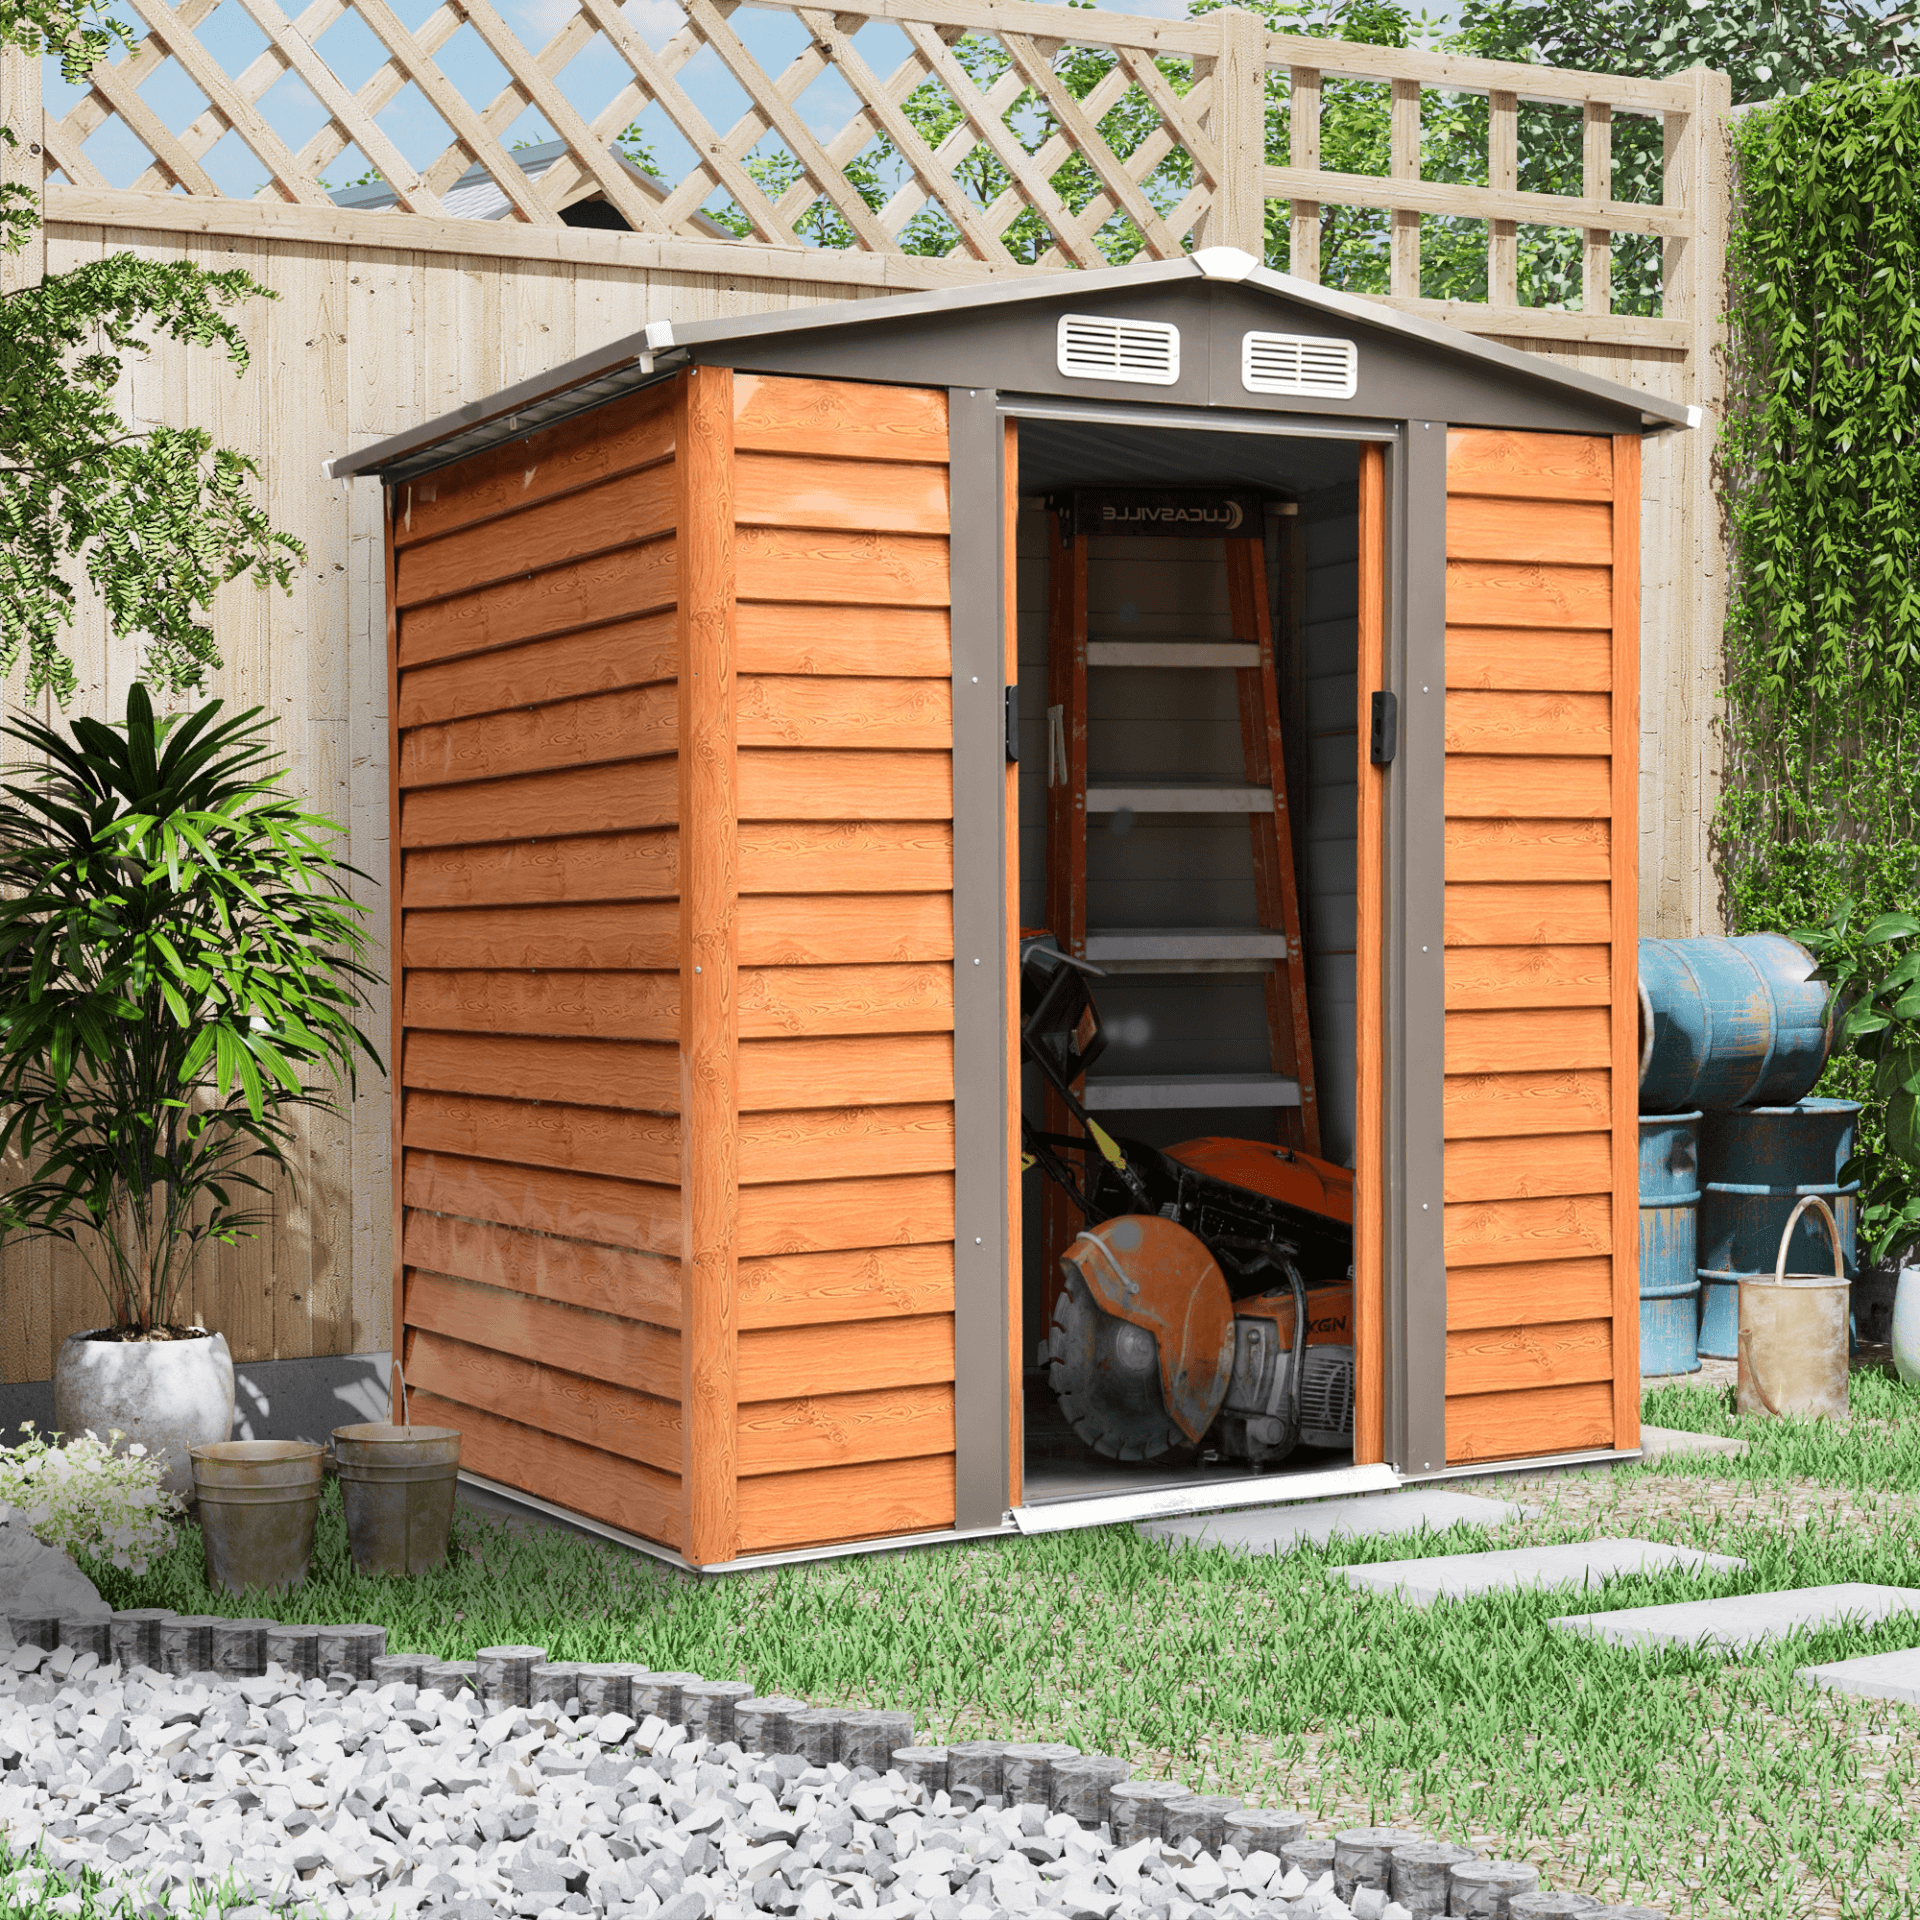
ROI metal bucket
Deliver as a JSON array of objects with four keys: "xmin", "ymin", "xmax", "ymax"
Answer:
[
  {"xmin": 189, "ymin": 1440, "xmax": 325, "ymax": 1594},
  {"xmin": 1697, "ymin": 1099, "xmax": 1859, "ymax": 1359},
  {"xmin": 1638, "ymin": 934, "xmax": 1837, "ymax": 1113},
  {"xmin": 333, "ymin": 1423, "xmax": 461, "ymax": 1577},
  {"xmin": 1737, "ymin": 1194, "xmax": 1849, "ymax": 1419},
  {"xmin": 1639, "ymin": 1113, "xmax": 1702, "ymax": 1376}
]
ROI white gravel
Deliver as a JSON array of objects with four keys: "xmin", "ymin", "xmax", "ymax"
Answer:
[{"xmin": 0, "ymin": 1648, "xmax": 1411, "ymax": 1920}]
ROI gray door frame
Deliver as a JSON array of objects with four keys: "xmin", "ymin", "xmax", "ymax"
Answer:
[{"xmin": 946, "ymin": 394, "xmax": 1445, "ymax": 1524}]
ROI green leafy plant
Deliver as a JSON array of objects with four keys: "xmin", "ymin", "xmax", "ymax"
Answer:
[
  {"xmin": 0, "ymin": 0, "xmax": 305, "ymax": 703},
  {"xmin": 0, "ymin": 1421, "xmax": 181, "ymax": 1574},
  {"xmin": 1790, "ymin": 902, "xmax": 1920, "ymax": 1258},
  {"xmin": 0, "ymin": 685, "xmax": 383, "ymax": 1337}
]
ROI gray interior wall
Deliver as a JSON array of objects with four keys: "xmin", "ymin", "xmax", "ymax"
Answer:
[
  {"xmin": 1014, "ymin": 470, "xmax": 1359, "ymax": 1358},
  {"xmin": 1297, "ymin": 482, "xmax": 1361, "ymax": 1169}
]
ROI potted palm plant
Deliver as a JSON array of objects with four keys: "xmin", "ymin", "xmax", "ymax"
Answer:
[{"xmin": 0, "ymin": 685, "xmax": 382, "ymax": 1497}]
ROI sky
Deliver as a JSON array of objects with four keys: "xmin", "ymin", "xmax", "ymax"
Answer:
[{"xmin": 46, "ymin": 0, "xmax": 1233, "ymax": 206}]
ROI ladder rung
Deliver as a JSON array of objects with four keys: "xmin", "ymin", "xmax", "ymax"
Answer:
[
  {"xmin": 1086, "ymin": 784, "xmax": 1275, "ymax": 814},
  {"xmin": 1082, "ymin": 1073, "xmax": 1303, "ymax": 1111},
  {"xmin": 1086, "ymin": 641, "xmax": 1260, "ymax": 668},
  {"xmin": 1085, "ymin": 928, "xmax": 1289, "ymax": 972}
]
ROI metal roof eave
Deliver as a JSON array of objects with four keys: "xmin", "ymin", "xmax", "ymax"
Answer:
[{"xmin": 326, "ymin": 247, "xmax": 1692, "ymax": 483}]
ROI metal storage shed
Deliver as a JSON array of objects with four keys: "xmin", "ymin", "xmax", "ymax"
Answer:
[{"xmin": 332, "ymin": 246, "xmax": 1690, "ymax": 1571}]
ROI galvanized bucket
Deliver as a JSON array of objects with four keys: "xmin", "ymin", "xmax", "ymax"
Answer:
[
  {"xmin": 333, "ymin": 1421, "xmax": 461, "ymax": 1577},
  {"xmin": 189, "ymin": 1440, "xmax": 326, "ymax": 1594},
  {"xmin": 1638, "ymin": 1113, "xmax": 1701, "ymax": 1376},
  {"xmin": 1638, "ymin": 934, "xmax": 1837, "ymax": 1113},
  {"xmin": 1737, "ymin": 1193, "xmax": 1849, "ymax": 1420}
]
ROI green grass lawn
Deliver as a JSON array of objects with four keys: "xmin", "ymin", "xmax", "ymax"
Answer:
[{"xmin": 46, "ymin": 1366, "xmax": 1920, "ymax": 1918}]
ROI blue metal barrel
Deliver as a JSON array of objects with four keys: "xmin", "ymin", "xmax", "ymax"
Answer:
[
  {"xmin": 1640, "ymin": 1113, "xmax": 1702, "ymax": 1376},
  {"xmin": 1696, "ymin": 1098, "xmax": 1860, "ymax": 1359},
  {"xmin": 1639, "ymin": 934, "xmax": 1837, "ymax": 1114}
]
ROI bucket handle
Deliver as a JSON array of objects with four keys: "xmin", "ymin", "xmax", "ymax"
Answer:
[
  {"xmin": 1773, "ymin": 1192, "xmax": 1844, "ymax": 1283},
  {"xmin": 393, "ymin": 1356, "xmax": 411, "ymax": 1433}
]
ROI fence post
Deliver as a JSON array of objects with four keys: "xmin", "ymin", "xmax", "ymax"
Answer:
[
  {"xmin": 1, "ymin": 39, "xmax": 45, "ymax": 290},
  {"xmin": 1201, "ymin": 6, "xmax": 1267, "ymax": 260}
]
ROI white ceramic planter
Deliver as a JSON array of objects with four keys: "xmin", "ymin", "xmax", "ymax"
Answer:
[
  {"xmin": 1895, "ymin": 1266, "xmax": 1920, "ymax": 1387},
  {"xmin": 53, "ymin": 1328, "xmax": 235, "ymax": 1497}
]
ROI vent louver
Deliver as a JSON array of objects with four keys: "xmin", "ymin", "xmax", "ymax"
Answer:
[
  {"xmin": 1241, "ymin": 330, "xmax": 1358, "ymax": 399},
  {"xmin": 1057, "ymin": 314, "xmax": 1181, "ymax": 386}
]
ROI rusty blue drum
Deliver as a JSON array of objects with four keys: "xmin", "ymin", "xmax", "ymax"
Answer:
[
  {"xmin": 1638, "ymin": 935, "xmax": 1837, "ymax": 1114},
  {"xmin": 1640, "ymin": 1113, "xmax": 1702, "ymax": 1376},
  {"xmin": 1697, "ymin": 1098, "xmax": 1859, "ymax": 1359}
]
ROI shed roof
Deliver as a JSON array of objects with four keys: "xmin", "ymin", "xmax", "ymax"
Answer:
[{"xmin": 330, "ymin": 246, "xmax": 1694, "ymax": 484}]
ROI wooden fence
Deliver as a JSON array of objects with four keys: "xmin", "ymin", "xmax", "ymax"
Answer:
[{"xmin": 0, "ymin": 1, "xmax": 1730, "ymax": 1378}]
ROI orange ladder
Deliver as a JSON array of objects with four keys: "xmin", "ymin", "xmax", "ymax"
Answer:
[{"xmin": 1040, "ymin": 502, "xmax": 1319, "ymax": 1327}]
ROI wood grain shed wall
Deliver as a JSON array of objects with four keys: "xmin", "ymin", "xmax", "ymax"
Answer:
[
  {"xmin": 1441, "ymin": 427, "xmax": 1641, "ymax": 1466},
  {"xmin": 387, "ymin": 365, "xmax": 961, "ymax": 1564}
]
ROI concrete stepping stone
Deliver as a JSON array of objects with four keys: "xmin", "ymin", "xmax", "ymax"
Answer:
[
  {"xmin": 1640, "ymin": 1425, "xmax": 1749, "ymax": 1461},
  {"xmin": 1553, "ymin": 1583, "xmax": 1920, "ymax": 1652},
  {"xmin": 1340, "ymin": 1538, "xmax": 1742, "ymax": 1607},
  {"xmin": 1141, "ymin": 1488, "xmax": 1531, "ymax": 1554},
  {"xmin": 1797, "ymin": 1646, "xmax": 1920, "ymax": 1704}
]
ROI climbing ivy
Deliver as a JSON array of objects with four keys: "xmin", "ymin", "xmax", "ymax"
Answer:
[{"xmin": 1721, "ymin": 71, "xmax": 1920, "ymax": 1248}]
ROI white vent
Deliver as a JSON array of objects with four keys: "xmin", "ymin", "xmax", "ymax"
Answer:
[
  {"xmin": 1241, "ymin": 330, "xmax": 1358, "ymax": 399},
  {"xmin": 1057, "ymin": 314, "xmax": 1180, "ymax": 386}
]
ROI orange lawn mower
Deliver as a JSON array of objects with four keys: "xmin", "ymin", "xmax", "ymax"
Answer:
[{"xmin": 1021, "ymin": 935, "xmax": 1357, "ymax": 1468}]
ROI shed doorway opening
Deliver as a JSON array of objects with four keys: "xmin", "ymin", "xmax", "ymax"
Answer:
[{"xmin": 1013, "ymin": 416, "xmax": 1370, "ymax": 1506}]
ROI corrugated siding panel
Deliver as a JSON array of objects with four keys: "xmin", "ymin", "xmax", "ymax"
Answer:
[
  {"xmin": 726, "ymin": 374, "xmax": 957, "ymax": 1554},
  {"xmin": 1442, "ymin": 430, "xmax": 1632, "ymax": 1467},
  {"xmin": 391, "ymin": 380, "xmax": 685, "ymax": 1549}
]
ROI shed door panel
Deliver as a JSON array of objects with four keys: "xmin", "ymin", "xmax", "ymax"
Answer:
[
  {"xmin": 728, "ymin": 373, "xmax": 959, "ymax": 1556},
  {"xmin": 1441, "ymin": 429, "xmax": 1639, "ymax": 1466}
]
